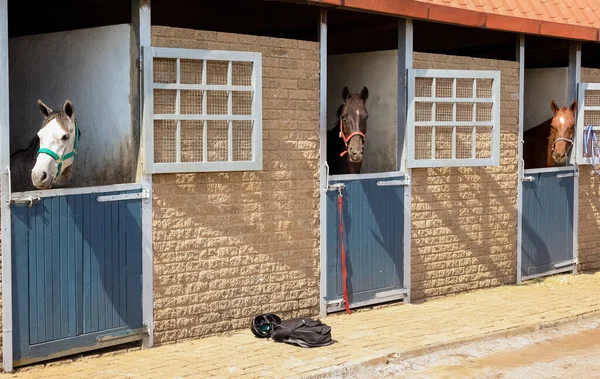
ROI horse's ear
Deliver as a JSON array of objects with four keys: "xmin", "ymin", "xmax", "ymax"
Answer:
[
  {"xmin": 342, "ymin": 86, "xmax": 350, "ymax": 101},
  {"xmin": 360, "ymin": 86, "xmax": 369, "ymax": 102},
  {"xmin": 569, "ymin": 99, "xmax": 578, "ymax": 114},
  {"xmin": 63, "ymin": 100, "xmax": 75, "ymax": 119},
  {"xmin": 38, "ymin": 99, "xmax": 52, "ymax": 118},
  {"xmin": 550, "ymin": 100, "xmax": 559, "ymax": 114}
]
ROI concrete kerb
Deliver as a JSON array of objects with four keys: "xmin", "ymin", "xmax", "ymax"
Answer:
[{"xmin": 297, "ymin": 309, "xmax": 600, "ymax": 379}]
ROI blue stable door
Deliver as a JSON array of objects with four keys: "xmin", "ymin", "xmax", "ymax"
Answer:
[
  {"xmin": 521, "ymin": 169, "xmax": 576, "ymax": 279},
  {"xmin": 11, "ymin": 188, "xmax": 144, "ymax": 366},
  {"xmin": 326, "ymin": 175, "xmax": 406, "ymax": 312}
]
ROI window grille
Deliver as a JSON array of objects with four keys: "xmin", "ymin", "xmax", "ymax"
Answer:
[
  {"xmin": 143, "ymin": 47, "xmax": 262, "ymax": 173},
  {"xmin": 576, "ymin": 83, "xmax": 600, "ymax": 166},
  {"xmin": 407, "ymin": 69, "xmax": 501, "ymax": 168}
]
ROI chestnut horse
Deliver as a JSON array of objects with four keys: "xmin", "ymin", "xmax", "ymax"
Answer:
[
  {"xmin": 523, "ymin": 100, "xmax": 577, "ymax": 169},
  {"xmin": 327, "ymin": 86, "xmax": 369, "ymax": 175}
]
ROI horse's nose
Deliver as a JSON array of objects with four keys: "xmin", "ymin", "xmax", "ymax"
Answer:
[
  {"xmin": 349, "ymin": 149, "xmax": 363, "ymax": 161},
  {"xmin": 31, "ymin": 169, "xmax": 51, "ymax": 189},
  {"xmin": 553, "ymin": 151, "xmax": 566, "ymax": 162},
  {"xmin": 349, "ymin": 145, "xmax": 363, "ymax": 154}
]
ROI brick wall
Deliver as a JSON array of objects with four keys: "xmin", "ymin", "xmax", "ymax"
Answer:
[
  {"xmin": 410, "ymin": 53, "xmax": 520, "ymax": 300},
  {"xmin": 151, "ymin": 26, "xmax": 321, "ymax": 344},
  {"xmin": 577, "ymin": 68, "xmax": 600, "ymax": 272}
]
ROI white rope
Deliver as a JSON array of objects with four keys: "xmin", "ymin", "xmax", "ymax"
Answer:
[{"xmin": 585, "ymin": 125, "xmax": 600, "ymax": 176}]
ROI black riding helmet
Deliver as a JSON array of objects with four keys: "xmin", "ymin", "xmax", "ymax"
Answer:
[{"xmin": 250, "ymin": 313, "xmax": 282, "ymax": 338}]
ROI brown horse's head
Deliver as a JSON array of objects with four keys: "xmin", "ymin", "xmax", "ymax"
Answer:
[
  {"xmin": 549, "ymin": 99, "xmax": 577, "ymax": 165},
  {"xmin": 338, "ymin": 86, "xmax": 369, "ymax": 163}
]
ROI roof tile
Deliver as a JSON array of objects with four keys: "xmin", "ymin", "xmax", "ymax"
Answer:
[
  {"xmin": 516, "ymin": 2, "xmax": 532, "ymax": 15},
  {"xmin": 503, "ymin": 0, "xmax": 518, "ymax": 12},
  {"xmin": 344, "ymin": 0, "xmax": 600, "ymax": 40},
  {"xmin": 419, "ymin": 0, "xmax": 600, "ymax": 28},
  {"xmin": 529, "ymin": 1, "xmax": 546, "ymax": 16}
]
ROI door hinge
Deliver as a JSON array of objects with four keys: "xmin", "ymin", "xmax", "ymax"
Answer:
[
  {"xmin": 97, "ymin": 326, "xmax": 148, "ymax": 343},
  {"xmin": 97, "ymin": 189, "xmax": 150, "ymax": 203},
  {"xmin": 326, "ymin": 299, "xmax": 345, "ymax": 311},
  {"xmin": 554, "ymin": 259, "xmax": 577, "ymax": 269}
]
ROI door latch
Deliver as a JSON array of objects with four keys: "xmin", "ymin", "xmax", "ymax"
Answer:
[
  {"xmin": 11, "ymin": 196, "xmax": 41, "ymax": 208},
  {"xmin": 556, "ymin": 172, "xmax": 574, "ymax": 179}
]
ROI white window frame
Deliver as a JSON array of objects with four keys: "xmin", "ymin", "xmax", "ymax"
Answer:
[
  {"xmin": 407, "ymin": 69, "xmax": 501, "ymax": 168},
  {"xmin": 143, "ymin": 46, "xmax": 262, "ymax": 174},
  {"xmin": 576, "ymin": 82, "xmax": 600, "ymax": 165}
]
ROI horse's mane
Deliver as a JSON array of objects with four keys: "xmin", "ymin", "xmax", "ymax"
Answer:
[
  {"xmin": 10, "ymin": 114, "xmax": 81, "ymax": 161},
  {"xmin": 332, "ymin": 103, "xmax": 343, "ymax": 130},
  {"xmin": 10, "ymin": 136, "xmax": 39, "ymax": 160}
]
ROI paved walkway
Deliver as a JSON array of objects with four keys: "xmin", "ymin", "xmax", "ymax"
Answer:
[{"xmin": 6, "ymin": 272, "xmax": 600, "ymax": 379}]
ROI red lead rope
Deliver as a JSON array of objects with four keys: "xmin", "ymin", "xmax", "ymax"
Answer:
[{"xmin": 338, "ymin": 192, "xmax": 351, "ymax": 315}]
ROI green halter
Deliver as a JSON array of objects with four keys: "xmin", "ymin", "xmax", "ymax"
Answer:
[{"xmin": 37, "ymin": 120, "xmax": 80, "ymax": 177}]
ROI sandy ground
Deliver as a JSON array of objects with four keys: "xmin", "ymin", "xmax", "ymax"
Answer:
[{"xmin": 343, "ymin": 316, "xmax": 600, "ymax": 379}]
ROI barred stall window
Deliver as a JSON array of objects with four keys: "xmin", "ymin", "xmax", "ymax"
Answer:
[
  {"xmin": 576, "ymin": 83, "xmax": 600, "ymax": 168},
  {"xmin": 143, "ymin": 47, "xmax": 262, "ymax": 173},
  {"xmin": 407, "ymin": 69, "xmax": 501, "ymax": 168}
]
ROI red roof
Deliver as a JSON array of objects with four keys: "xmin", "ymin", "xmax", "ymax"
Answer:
[{"xmin": 310, "ymin": 0, "xmax": 600, "ymax": 41}]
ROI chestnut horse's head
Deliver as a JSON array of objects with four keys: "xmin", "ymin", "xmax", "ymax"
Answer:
[
  {"xmin": 549, "ymin": 99, "xmax": 577, "ymax": 165},
  {"xmin": 338, "ymin": 86, "xmax": 369, "ymax": 163}
]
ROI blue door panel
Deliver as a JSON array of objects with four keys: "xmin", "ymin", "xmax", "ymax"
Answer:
[
  {"xmin": 12, "ymin": 189, "xmax": 143, "ymax": 363},
  {"xmin": 522, "ymin": 171, "xmax": 574, "ymax": 277},
  {"xmin": 326, "ymin": 176, "xmax": 405, "ymax": 309}
]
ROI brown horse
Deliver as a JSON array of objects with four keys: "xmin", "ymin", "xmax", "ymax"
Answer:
[
  {"xmin": 523, "ymin": 99, "xmax": 577, "ymax": 169},
  {"xmin": 327, "ymin": 86, "xmax": 369, "ymax": 175}
]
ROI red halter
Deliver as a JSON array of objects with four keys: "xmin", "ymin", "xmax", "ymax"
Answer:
[{"xmin": 339, "ymin": 119, "xmax": 366, "ymax": 157}]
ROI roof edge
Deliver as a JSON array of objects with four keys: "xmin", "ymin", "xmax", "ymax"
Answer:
[{"xmin": 307, "ymin": 0, "xmax": 600, "ymax": 42}]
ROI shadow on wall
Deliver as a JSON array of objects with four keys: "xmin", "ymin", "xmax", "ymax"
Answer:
[
  {"xmin": 579, "ymin": 167, "xmax": 600, "ymax": 272},
  {"xmin": 148, "ymin": 25, "xmax": 323, "ymax": 344},
  {"xmin": 411, "ymin": 165, "xmax": 518, "ymax": 301},
  {"xmin": 152, "ymin": 171, "xmax": 321, "ymax": 344},
  {"xmin": 409, "ymin": 54, "xmax": 520, "ymax": 301},
  {"xmin": 577, "ymin": 72, "xmax": 600, "ymax": 273}
]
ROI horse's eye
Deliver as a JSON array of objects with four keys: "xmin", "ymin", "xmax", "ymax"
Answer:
[{"xmin": 61, "ymin": 134, "xmax": 69, "ymax": 140}]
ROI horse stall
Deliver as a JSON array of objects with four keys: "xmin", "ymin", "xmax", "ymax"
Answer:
[
  {"xmin": 519, "ymin": 36, "xmax": 579, "ymax": 281},
  {"xmin": 322, "ymin": 14, "xmax": 518, "ymax": 311},
  {"xmin": 0, "ymin": 0, "xmax": 327, "ymax": 369},
  {"xmin": 1, "ymin": 0, "xmax": 150, "ymax": 368},
  {"xmin": 323, "ymin": 10, "xmax": 410, "ymax": 313}
]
